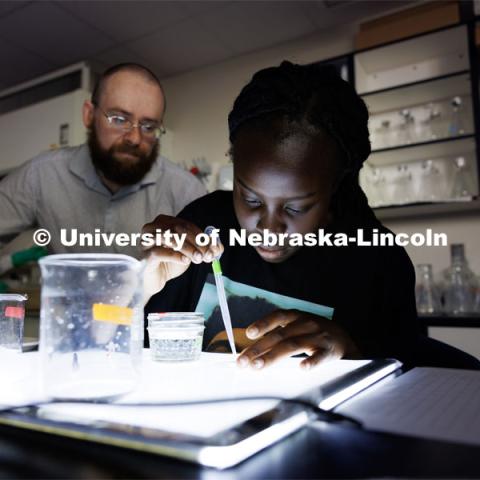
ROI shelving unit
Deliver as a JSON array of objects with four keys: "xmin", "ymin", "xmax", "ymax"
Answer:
[
  {"xmin": 368, "ymin": 134, "xmax": 475, "ymax": 158},
  {"xmin": 354, "ymin": 26, "xmax": 470, "ymax": 94},
  {"xmin": 420, "ymin": 315, "xmax": 480, "ymax": 328},
  {"xmin": 314, "ymin": 15, "xmax": 480, "ymax": 218},
  {"xmin": 311, "ymin": 7, "xmax": 480, "ymax": 219},
  {"xmin": 353, "ymin": 22, "xmax": 480, "ymax": 215}
]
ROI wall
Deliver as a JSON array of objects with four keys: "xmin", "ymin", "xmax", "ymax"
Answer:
[
  {"xmin": 385, "ymin": 212, "xmax": 480, "ymax": 279},
  {"xmin": 0, "ymin": 89, "xmax": 90, "ymax": 174},
  {"xmin": 161, "ymin": 23, "xmax": 356, "ymax": 184}
]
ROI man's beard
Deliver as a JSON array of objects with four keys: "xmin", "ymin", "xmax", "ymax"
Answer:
[{"xmin": 88, "ymin": 128, "xmax": 158, "ymax": 186}]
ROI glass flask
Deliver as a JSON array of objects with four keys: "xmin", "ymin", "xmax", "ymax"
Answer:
[
  {"xmin": 474, "ymin": 276, "xmax": 480, "ymax": 315},
  {"xmin": 373, "ymin": 119, "xmax": 391, "ymax": 150},
  {"xmin": 397, "ymin": 109, "xmax": 414, "ymax": 146},
  {"xmin": 448, "ymin": 96, "xmax": 465, "ymax": 137},
  {"xmin": 422, "ymin": 103, "xmax": 442, "ymax": 140},
  {"xmin": 419, "ymin": 159, "xmax": 444, "ymax": 202},
  {"xmin": 415, "ymin": 265, "xmax": 442, "ymax": 315},
  {"xmin": 39, "ymin": 254, "xmax": 145, "ymax": 400},
  {"xmin": 363, "ymin": 165, "xmax": 386, "ymax": 207},
  {"xmin": 451, "ymin": 156, "xmax": 472, "ymax": 199},
  {"xmin": 473, "ymin": 276, "xmax": 480, "ymax": 315},
  {"xmin": 392, "ymin": 164, "xmax": 413, "ymax": 205},
  {"xmin": 443, "ymin": 244, "xmax": 477, "ymax": 316}
]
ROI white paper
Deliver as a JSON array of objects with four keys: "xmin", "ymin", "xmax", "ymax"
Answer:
[
  {"xmin": 35, "ymin": 352, "xmax": 369, "ymax": 438},
  {"xmin": 0, "ymin": 349, "xmax": 44, "ymax": 407},
  {"xmin": 337, "ymin": 367, "xmax": 480, "ymax": 447}
]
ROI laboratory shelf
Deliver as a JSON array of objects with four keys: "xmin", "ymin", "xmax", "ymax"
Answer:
[
  {"xmin": 374, "ymin": 198, "xmax": 480, "ymax": 220},
  {"xmin": 420, "ymin": 315, "xmax": 480, "ymax": 328},
  {"xmin": 370, "ymin": 134, "xmax": 475, "ymax": 156}
]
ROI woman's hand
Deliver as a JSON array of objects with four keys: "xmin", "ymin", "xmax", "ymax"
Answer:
[
  {"xmin": 141, "ymin": 215, "xmax": 223, "ymax": 304},
  {"xmin": 236, "ymin": 309, "xmax": 361, "ymax": 370}
]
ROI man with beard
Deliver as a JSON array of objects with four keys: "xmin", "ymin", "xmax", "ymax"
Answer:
[{"xmin": 0, "ymin": 63, "xmax": 206, "ymax": 257}]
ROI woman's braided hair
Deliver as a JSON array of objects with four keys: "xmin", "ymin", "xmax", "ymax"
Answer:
[{"xmin": 228, "ymin": 61, "xmax": 378, "ymax": 228}]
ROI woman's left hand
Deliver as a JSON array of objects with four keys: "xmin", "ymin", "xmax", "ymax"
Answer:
[{"xmin": 236, "ymin": 309, "xmax": 361, "ymax": 370}]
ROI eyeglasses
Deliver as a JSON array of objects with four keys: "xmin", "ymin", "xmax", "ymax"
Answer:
[{"xmin": 95, "ymin": 105, "xmax": 165, "ymax": 140}]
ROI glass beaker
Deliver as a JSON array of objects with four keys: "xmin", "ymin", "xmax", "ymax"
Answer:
[
  {"xmin": 39, "ymin": 254, "xmax": 144, "ymax": 401},
  {"xmin": 0, "ymin": 293, "xmax": 27, "ymax": 352}
]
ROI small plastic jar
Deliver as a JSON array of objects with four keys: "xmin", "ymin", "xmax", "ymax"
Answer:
[{"xmin": 147, "ymin": 312, "xmax": 205, "ymax": 362}]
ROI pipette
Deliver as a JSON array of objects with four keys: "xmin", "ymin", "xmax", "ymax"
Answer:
[{"xmin": 205, "ymin": 226, "xmax": 237, "ymax": 356}]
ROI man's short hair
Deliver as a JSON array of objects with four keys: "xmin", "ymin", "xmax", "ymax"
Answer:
[{"xmin": 91, "ymin": 63, "xmax": 165, "ymax": 108}]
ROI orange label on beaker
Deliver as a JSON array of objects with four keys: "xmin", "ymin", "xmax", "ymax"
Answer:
[{"xmin": 92, "ymin": 303, "xmax": 133, "ymax": 326}]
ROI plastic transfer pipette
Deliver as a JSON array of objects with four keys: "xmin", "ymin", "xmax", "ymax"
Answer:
[{"xmin": 205, "ymin": 226, "xmax": 237, "ymax": 356}]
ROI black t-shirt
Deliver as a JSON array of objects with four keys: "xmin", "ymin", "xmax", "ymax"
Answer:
[{"xmin": 145, "ymin": 190, "xmax": 421, "ymax": 363}]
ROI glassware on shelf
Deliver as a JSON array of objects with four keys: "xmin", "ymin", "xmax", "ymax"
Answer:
[
  {"xmin": 397, "ymin": 109, "xmax": 415, "ymax": 145},
  {"xmin": 373, "ymin": 119, "xmax": 391, "ymax": 150},
  {"xmin": 422, "ymin": 103, "xmax": 442, "ymax": 140},
  {"xmin": 442, "ymin": 244, "xmax": 478, "ymax": 316},
  {"xmin": 448, "ymin": 96, "xmax": 465, "ymax": 137},
  {"xmin": 419, "ymin": 159, "xmax": 443, "ymax": 202},
  {"xmin": 415, "ymin": 264, "xmax": 442, "ymax": 315},
  {"xmin": 363, "ymin": 165, "xmax": 387, "ymax": 207},
  {"xmin": 474, "ymin": 276, "xmax": 480, "ymax": 315},
  {"xmin": 392, "ymin": 164, "xmax": 413, "ymax": 204},
  {"xmin": 451, "ymin": 156, "xmax": 472, "ymax": 199}
]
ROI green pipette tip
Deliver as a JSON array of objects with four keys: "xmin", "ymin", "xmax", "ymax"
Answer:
[{"xmin": 212, "ymin": 258, "xmax": 222, "ymax": 275}]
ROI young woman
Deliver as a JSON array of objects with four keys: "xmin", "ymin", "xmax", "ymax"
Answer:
[{"xmin": 143, "ymin": 61, "xmax": 479, "ymax": 371}]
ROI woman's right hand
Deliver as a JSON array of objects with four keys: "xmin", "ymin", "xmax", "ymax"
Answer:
[{"xmin": 141, "ymin": 215, "xmax": 223, "ymax": 304}]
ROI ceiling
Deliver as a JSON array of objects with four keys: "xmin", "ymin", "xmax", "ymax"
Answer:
[{"xmin": 0, "ymin": 0, "xmax": 410, "ymax": 91}]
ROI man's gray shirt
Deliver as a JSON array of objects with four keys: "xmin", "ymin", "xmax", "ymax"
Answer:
[{"xmin": 0, "ymin": 144, "xmax": 207, "ymax": 257}]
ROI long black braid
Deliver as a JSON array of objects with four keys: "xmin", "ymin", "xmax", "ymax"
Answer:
[{"xmin": 228, "ymin": 61, "xmax": 379, "ymax": 229}]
